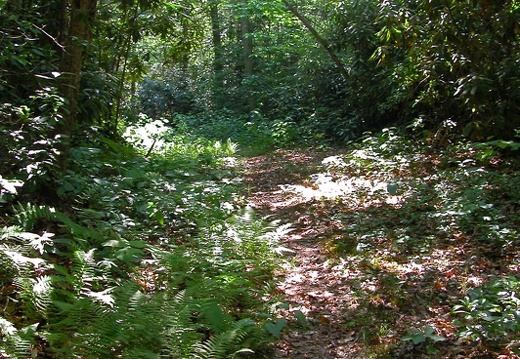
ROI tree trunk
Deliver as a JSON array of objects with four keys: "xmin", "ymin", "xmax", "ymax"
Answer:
[
  {"xmin": 210, "ymin": 0, "xmax": 224, "ymax": 73},
  {"xmin": 56, "ymin": 0, "xmax": 98, "ymax": 171},
  {"xmin": 281, "ymin": 0, "xmax": 349, "ymax": 82},
  {"xmin": 209, "ymin": 0, "xmax": 225, "ymax": 106},
  {"xmin": 239, "ymin": 0, "xmax": 255, "ymax": 111}
]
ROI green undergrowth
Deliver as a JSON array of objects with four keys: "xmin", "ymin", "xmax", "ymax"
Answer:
[
  {"xmin": 321, "ymin": 129, "xmax": 520, "ymax": 357},
  {"xmin": 0, "ymin": 133, "xmax": 287, "ymax": 358},
  {"xmin": 170, "ymin": 112, "xmax": 309, "ymax": 156}
]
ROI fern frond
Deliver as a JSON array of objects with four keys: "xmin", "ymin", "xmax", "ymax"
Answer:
[
  {"xmin": 199, "ymin": 302, "xmax": 234, "ymax": 335},
  {"xmin": 12, "ymin": 202, "xmax": 94, "ymax": 248},
  {"xmin": 0, "ymin": 225, "xmax": 23, "ymax": 240},
  {"xmin": 12, "ymin": 202, "xmax": 56, "ymax": 231},
  {"xmin": 122, "ymin": 347, "xmax": 160, "ymax": 359},
  {"xmin": 191, "ymin": 318, "xmax": 256, "ymax": 359},
  {"xmin": 0, "ymin": 317, "xmax": 37, "ymax": 359},
  {"xmin": 0, "ymin": 245, "xmax": 19, "ymax": 283},
  {"xmin": 45, "ymin": 296, "xmax": 109, "ymax": 359},
  {"xmin": 32, "ymin": 275, "xmax": 53, "ymax": 313},
  {"xmin": 0, "ymin": 317, "xmax": 18, "ymax": 336}
]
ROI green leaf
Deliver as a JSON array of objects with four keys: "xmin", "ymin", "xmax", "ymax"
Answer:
[
  {"xmin": 52, "ymin": 300, "xmax": 75, "ymax": 312},
  {"xmin": 387, "ymin": 183, "xmax": 399, "ymax": 195},
  {"xmin": 293, "ymin": 310, "xmax": 307, "ymax": 325},
  {"xmin": 429, "ymin": 334, "xmax": 446, "ymax": 342},
  {"xmin": 276, "ymin": 302, "xmax": 290, "ymax": 310},
  {"xmin": 234, "ymin": 348, "xmax": 255, "ymax": 355},
  {"xmin": 411, "ymin": 334, "xmax": 426, "ymax": 344},
  {"xmin": 103, "ymin": 239, "xmax": 126, "ymax": 248},
  {"xmin": 423, "ymin": 326, "xmax": 434, "ymax": 335},
  {"xmin": 264, "ymin": 318, "xmax": 287, "ymax": 338},
  {"xmin": 154, "ymin": 211, "xmax": 165, "ymax": 226},
  {"xmin": 115, "ymin": 247, "xmax": 144, "ymax": 263},
  {"xmin": 129, "ymin": 240, "xmax": 148, "ymax": 249},
  {"xmin": 0, "ymin": 177, "xmax": 23, "ymax": 194},
  {"xmin": 35, "ymin": 74, "xmax": 54, "ymax": 80},
  {"xmin": 201, "ymin": 302, "xmax": 233, "ymax": 334},
  {"xmin": 402, "ymin": 333, "xmax": 425, "ymax": 344},
  {"xmin": 93, "ymin": 178, "xmax": 110, "ymax": 186}
]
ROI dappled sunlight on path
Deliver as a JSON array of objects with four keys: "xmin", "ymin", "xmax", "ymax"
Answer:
[
  {"xmin": 280, "ymin": 173, "xmax": 402, "ymax": 206},
  {"xmin": 243, "ymin": 148, "xmax": 364, "ymax": 358},
  {"xmin": 243, "ymin": 146, "xmax": 520, "ymax": 359}
]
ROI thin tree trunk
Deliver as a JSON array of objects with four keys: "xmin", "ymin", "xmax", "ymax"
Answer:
[
  {"xmin": 209, "ymin": 0, "xmax": 225, "ymax": 106},
  {"xmin": 210, "ymin": 1, "xmax": 223, "ymax": 73},
  {"xmin": 240, "ymin": 0, "xmax": 255, "ymax": 111},
  {"xmin": 56, "ymin": 0, "xmax": 98, "ymax": 171},
  {"xmin": 112, "ymin": 6, "xmax": 140, "ymax": 136},
  {"xmin": 281, "ymin": 0, "xmax": 349, "ymax": 82}
]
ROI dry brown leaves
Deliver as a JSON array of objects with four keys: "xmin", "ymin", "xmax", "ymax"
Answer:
[{"xmin": 241, "ymin": 148, "xmax": 520, "ymax": 359}]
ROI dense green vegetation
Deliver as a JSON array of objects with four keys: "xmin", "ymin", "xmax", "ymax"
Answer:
[
  {"xmin": 1, "ymin": 0, "xmax": 519, "ymax": 357},
  {"xmin": 1, "ymin": 129, "xmax": 291, "ymax": 358}
]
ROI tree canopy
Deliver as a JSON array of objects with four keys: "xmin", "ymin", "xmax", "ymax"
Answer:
[{"xmin": 2, "ymin": 0, "xmax": 519, "ymax": 163}]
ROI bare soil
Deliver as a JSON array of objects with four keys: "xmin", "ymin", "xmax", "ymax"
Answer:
[{"xmin": 242, "ymin": 148, "xmax": 362, "ymax": 358}]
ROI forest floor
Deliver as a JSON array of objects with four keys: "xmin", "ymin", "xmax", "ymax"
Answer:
[
  {"xmin": 242, "ymin": 148, "xmax": 358, "ymax": 358},
  {"xmin": 241, "ymin": 147, "xmax": 520, "ymax": 359}
]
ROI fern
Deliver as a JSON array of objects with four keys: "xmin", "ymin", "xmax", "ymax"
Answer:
[
  {"xmin": 48, "ymin": 283, "xmax": 174, "ymax": 358},
  {"xmin": 1, "ymin": 130, "xmax": 285, "ymax": 359},
  {"xmin": 0, "ymin": 245, "xmax": 18, "ymax": 284},
  {"xmin": 0, "ymin": 225, "xmax": 23, "ymax": 239},
  {"xmin": 12, "ymin": 202, "xmax": 95, "ymax": 247},
  {"xmin": 31, "ymin": 275, "xmax": 53, "ymax": 313},
  {"xmin": 45, "ymin": 297, "xmax": 109, "ymax": 359},
  {"xmin": 191, "ymin": 318, "xmax": 257, "ymax": 359},
  {"xmin": 0, "ymin": 317, "xmax": 37, "ymax": 358},
  {"xmin": 13, "ymin": 202, "xmax": 56, "ymax": 231},
  {"xmin": 161, "ymin": 291, "xmax": 200, "ymax": 358}
]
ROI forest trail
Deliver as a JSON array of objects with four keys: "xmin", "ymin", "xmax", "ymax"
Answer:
[
  {"xmin": 242, "ymin": 148, "xmax": 360, "ymax": 358},
  {"xmin": 241, "ymin": 146, "xmax": 520, "ymax": 359}
]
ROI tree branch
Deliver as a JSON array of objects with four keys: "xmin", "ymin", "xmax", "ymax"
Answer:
[{"xmin": 281, "ymin": 0, "xmax": 349, "ymax": 82}]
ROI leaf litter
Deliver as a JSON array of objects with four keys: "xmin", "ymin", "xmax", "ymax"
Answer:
[{"xmin": 242, "ymin": 144, "xmax": 520, "ymax": 359}]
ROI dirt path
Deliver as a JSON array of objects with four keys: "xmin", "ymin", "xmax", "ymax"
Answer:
[
  {"xmin": 242, "ymin": 148, "xmax": 360, "ymax": 358},
  {"xmin": 241, "ymin": 147, "xmax": 520, "ymax": 359}
]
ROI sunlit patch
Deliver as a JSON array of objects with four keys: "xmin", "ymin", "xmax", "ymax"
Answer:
[
  {"xmin": 466, "ymin": 275, "xmax": 484, "ymax": 287},
  {"xmin": 279, "ymin": 173, "xmax": 404, "ymax": 207},
  {"xmin": 124, "ymin": 118, "xmax": 170, "ymax": 150}
]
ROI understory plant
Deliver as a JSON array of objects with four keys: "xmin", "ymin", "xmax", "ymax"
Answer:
[
  {"xmin": 169, "ymin": 112, "xmax": 302, "ymax": 155},
  {"xmin": 0, "ymin": 133, "xmax": 285, "ymax": 358},
  {"xmin": 453, "ymin": 276, "xmax": 520, "ymax": 346},
  {"xmin": 321, "ymin": 128, "xmax": 520, "ymax": 355}
]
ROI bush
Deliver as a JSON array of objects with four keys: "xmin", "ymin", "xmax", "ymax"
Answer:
[{"xmin": 454, "ymin": 277, "xmax": 520, "ymax": 346}]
